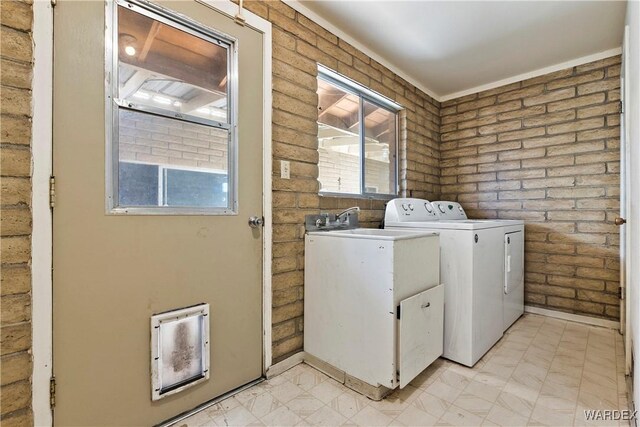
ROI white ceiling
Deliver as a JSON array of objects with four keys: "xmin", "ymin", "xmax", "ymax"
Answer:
[{"xmin": 295, "ymin": 1, "xmax": 627, "ymax": 100}]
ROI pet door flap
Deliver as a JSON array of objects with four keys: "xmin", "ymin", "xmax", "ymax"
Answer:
[{"xmin": 151, "ymin": 304, "xmax": 210, "ymax": 401}]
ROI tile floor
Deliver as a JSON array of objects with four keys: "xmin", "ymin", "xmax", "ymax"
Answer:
[{"xmin": 180, "ymin": 314, "xmax": 629, "ymax": 426}]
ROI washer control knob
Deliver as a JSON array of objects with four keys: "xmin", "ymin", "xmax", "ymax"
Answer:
[
  {"xmin": 425, "ymin": 203, "xmax": 432, "ymax": 213},
  {"xmin": 408, "ymin": 204, "xmax": 414, "ymax": 211},
  {"xmin": 401, "ymin": 203, "xmax": 408, "ymax": 211},
  {"xmin": 438, "ymin": 204, "xmax": 446, "ymax": 213}
]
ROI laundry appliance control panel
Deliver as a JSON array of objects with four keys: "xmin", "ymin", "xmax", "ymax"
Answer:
[
  {"xmin": 385, "ymin": 198, "xmax": 439, "ymax": 222},
  {"xmin": 431, "ymin": 201, "xmax": 468, "ymax": 220}
]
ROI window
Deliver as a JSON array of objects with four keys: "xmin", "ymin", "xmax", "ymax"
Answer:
[
  {"xmin": 107, "ymin": 0, "xmax": 236, "ymax": 214},
  {"xmin": 317, "ymin": 65, "xmax": 400, "ymax": 197}
]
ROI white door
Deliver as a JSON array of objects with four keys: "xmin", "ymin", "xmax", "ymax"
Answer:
[{"xmin": 620, "ymin": 25, "xmax": 632, "ymax": 374}]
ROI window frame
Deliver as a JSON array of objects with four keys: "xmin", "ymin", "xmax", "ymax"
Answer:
[
  {"xmin": 105, "ymin": 0, "xmax": 239, "ymax": 215},
  {"xmin": 317, "ymin": 65, "xmax": 402, "ymax": 199}
]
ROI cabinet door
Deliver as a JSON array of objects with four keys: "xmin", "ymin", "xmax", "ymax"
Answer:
[{"xmin": 398, "ymin": 284, "xmax": 444, "ymax": 388}]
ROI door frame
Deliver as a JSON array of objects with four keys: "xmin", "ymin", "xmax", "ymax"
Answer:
[
  {"xmin": 31, "ymin": 1, "xmax": 273, "ymax": 425},
  {"xmin": 622, "ymin": 25, "xmax": 632, "ymax": 375}
]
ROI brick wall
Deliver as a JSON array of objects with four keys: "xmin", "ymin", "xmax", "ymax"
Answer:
[
  {"xmin": 440, "ymin": 56, "xmax": 621, "ymax": 320},
  {"xmin": 239, "ymin": 1, "xmax": 441, "ymax": 362},
  {"xmin": 0, "ymin": 0, "xmax": 35, "ymax": 425}
]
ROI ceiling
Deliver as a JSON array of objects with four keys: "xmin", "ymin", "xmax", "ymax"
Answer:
[{"xmin": 296, "ymin": 1, "xmax": 627, "ymax": 100}]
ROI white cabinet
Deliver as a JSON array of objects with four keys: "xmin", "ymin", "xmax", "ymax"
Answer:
[{"xmin": 304, "ymin": 230, "xmax": 443, "ymax": 394}]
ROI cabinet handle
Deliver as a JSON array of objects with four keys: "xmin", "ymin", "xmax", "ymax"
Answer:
[{"xmin": 421, "ymin": 302, "xmax": 431, "ymax": 309}]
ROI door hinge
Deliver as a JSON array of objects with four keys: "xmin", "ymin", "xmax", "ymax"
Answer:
[
  {"xmin": 50, "ymin": 376, "xmax": 56, "ymax": 408},
  {"xmin": 49, "ymin": 176, "xmax": 56, "ymax": 209},
  {"xmin": 620, "ymin": 287, "xmax": 624, "ymax": 300},
  {"xmin": 396, "ymin": 305, "xmax": 401, "ymax": 320},
  {"xmin": 620, "ymin": 100, "xmax": 624, "ymax": 114}
]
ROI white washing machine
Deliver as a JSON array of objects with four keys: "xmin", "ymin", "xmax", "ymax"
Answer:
[
  {"xmin": 431, "ymin": 201, "xmax": 525, "ymax": 332},
  {"xmin": 385, "ymin": 198, "xmax": 506, "ymax": 367}
]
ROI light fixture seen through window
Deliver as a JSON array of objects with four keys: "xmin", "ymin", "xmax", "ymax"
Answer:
[{"xmin": 119, "ymin": 33, "xmax": 138, "ymax": 57}]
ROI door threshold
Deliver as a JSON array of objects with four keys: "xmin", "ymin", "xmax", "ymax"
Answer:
[{"xmin": 156, "ymin": 377, "xmax": 265, "ymax": 427}]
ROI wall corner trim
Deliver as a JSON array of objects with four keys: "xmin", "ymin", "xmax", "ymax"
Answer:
[
  {"xmin": 440, "ymin": 47, "xmax": 623, "ymax": 102},
  {"xmin": 282, "ymin": 0, "xmax": 441, "ymax": 101},
  {"xmin": 265, "ymin": 352, "xmax": 305, "ymax": 379},
  {"xmin": 525, "ymin": 305, "xmax": 620, "ymax": 330},
  {"xmin": 278, "ymin": 3, "xmax": 623, "ymax": 105},
  {"xmin": 32, "ymin": 0, "xmax": 55, "ymax": 425}
]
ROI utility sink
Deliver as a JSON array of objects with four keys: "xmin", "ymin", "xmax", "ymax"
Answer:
[
  {"xmin": 308, "ymin": 228, "xmax": 435, "ymax": 240},
  {"xmin": 304, "ymin": 226, "xmax": 444, "ymax": 399}
]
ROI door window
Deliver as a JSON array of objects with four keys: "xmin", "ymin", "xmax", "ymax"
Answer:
[{"xmin": 107, "ymin": 0, "xmax": 237, "ymax": 214}]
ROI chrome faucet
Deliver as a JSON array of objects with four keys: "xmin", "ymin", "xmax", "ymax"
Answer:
[
  {"xmin": 305, "ymin": 207, "xmax": 360, "ymax": 231},
  {"xmin": 336, "ymin": 206, "xmax": 360, "ymax": 222}
]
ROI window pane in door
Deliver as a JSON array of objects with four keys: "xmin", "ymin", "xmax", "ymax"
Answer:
[
  {"xmin": 119, "ymin": 162, "xmax": 159, "ymax": 206},
  {"xmin": 317, "ymin": 79, "xmax": 361, "ymax": 194},
  {"xmin": 117, "ymin": 5, "xmax": 229, "ymax": 123},
  {"xmin": 118, "ymin": 109, "xmax": 230, "ymax": 208},
  {"xmin": 165, "ymin": 169, "xmax": 227, "ymax": 207},
  {"xmin": 363, "ymin": 100, "xmax": 396, "ymax": 194}
]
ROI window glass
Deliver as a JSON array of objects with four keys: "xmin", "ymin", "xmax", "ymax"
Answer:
[
  {"xmin": 118, "ymin": 109, "xmax": 229, "ymax": 208},
  {"xmin": 110, "ymin": 2, "xmax": 236, "ymax": 213},
  {"xmin": 117, "ymin": 5, "xmax": 229, "ymax": 124},
  {"xmin": 316, "ymin": 68, "xmax": 399, "ymax": 197},
  {"xmin": 165, "ymin": 169, "xmax": 227, "ymax": 208},
  {"xmin": 317, "ymin": 79, "xmax": 361, "ymax": 194},
  {"xmin": 119, "ymin": 162, "xmax": 159, "ymax": 206},
  {"xmin": 364, "ymin": 100, "xmax": 396, "ymax": 195}
]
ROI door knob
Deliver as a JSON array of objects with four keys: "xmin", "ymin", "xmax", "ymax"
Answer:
[
  {"xmin": 615, "ymin": 217, "xmax": 627, "ymax": 226},
  {"xmin": 248, "ymin": 216, "xmax": 264, "ymax": 228}
]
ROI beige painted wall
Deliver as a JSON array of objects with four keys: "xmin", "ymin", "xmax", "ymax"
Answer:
[
  {"xmin": 0, "ymin": 0, "xmax": 35, "ymax": 425},
  {"xmin": 440, "ymin": 56, "xmax": 621, "ymax": 320}
]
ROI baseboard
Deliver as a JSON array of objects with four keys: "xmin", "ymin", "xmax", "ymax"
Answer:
[
  {"xmin": 265, "ymin": 351, "xmax": 305, "ymax": 379},
  {"xmin": 627, "ymin": 345, "xmax": 636, "ymax": 427},
  {"xmin": 525, "ymin": 305, "xmax": 619, "ymax": 329},
  {"xmin": 626, "ymin": 374, "xmax": 636, "ymax": 427}
]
